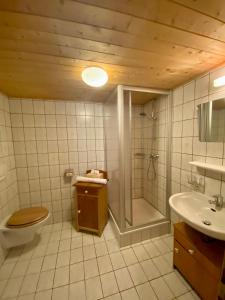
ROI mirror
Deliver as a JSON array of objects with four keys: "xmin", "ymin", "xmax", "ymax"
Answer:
[{"xmin": 198, "ymin": 98, "xmax": 225, "ymax": 142}]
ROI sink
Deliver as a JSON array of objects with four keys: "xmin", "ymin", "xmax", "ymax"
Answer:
[{"xmin": 169, "ymin": 192, "xmax": 225, "ymax": 240}]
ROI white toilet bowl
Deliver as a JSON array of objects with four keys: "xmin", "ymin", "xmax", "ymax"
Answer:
[{"xmin": 0, "ymin": 208, "xmax": 50, "ymax": 249}]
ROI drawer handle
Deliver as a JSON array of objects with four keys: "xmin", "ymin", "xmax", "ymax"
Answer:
[
  {"xmin": 188, "ymin": 249, "xmax": 194, "ymax": 255},
  {"xmin": 85, "ymin": 190, "xmax": 88, "ymax": 194},
  {"xmin": 174, "ymin": 247, "xmax": 179, "ymax": 254},
  {"xmin": 78, "ymin": 210, "xmax": 81, "ymax": 214}
]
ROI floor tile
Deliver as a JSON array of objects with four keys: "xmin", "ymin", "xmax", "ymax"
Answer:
[
  {"xmin": 42, "ymin": 254, "xmax": 57, "ymax": 271},
  {"xmin": 132, "ymin": 245, "xmax": 149, "ymax": 262},
  {"xmin": 128, "ymin": 263, "xmax": 148, "ymax": 285},
  {"xmin": 140, "ymin": 259, "xmax": 160, "ymax": 280},
  {"xmin": 53, "ymin": 266, "xmax": 69, "ymax": 287},
  {"xmin": 70, "ymin": 247, "xmax": 83, "ymax": 264},
  {"xmin": 45, "ymin": 242, "xmax": 59, "ymax": 255},
  {"xmin": 136, "ymin": 282, "xmax": 157, "ymax": 300},
  {"xmin": 152, "ymin": 255, "xmax": 173, "ymax": 275},
  {"xmin": 121, "ymin": 248, "xmax": 138, "ymax": 266},
  {"xmin": 56, "ymin": 250, "xmax": 70, "ymax": 267},
  {"xmin": 59, "ymin": 239, "xmax": 71, "ymax": 252},
  {"xmin": 114, "ymin": 267, "xmax": 134, "ymax": 291},
  {"xmin": 97, "ymin": 255, "xmax": 113, "ymax": 274},
  {"xmin": 143, "ymin": 242, "xmax": 161, "ymax": 258},
  {"xmin": 84, "ymin": 258, "xmax": 99, "ymax": 279},
  {"xmin": 85, "ymin": 276, "xmax": 103, "ymax": 300},
  {"xmin": 27, "ymin": 257, "xmax": 43, "ymax": 274},
  {"xmin": 106, "ymin": 239, "xmax": 120, "ymax": 253},
  {"xmin": 52, "ymin": 285, "xmax": 69, "ymax": 300},
  {"xmin": 71, "ymin": 237, "xmax": 82, "ymax": 249},
  {"xmin": 0, "ymin": 262, "xmax": 15, "ymax": 280},
  {"xmin": 37, "ymin": 269, "xmax": 55, "ymax": 291},
  {"xmin": 83, "ymin": 245, "xmax": 96, "ymax": 260},
  {"xmin": 2, "ymin": 276, "xmax": 24, "ymax": 299},
  {"xmin": 18, "ymin": 293, "xmax": 35, "ymax": 300},
  {"xmin": 34, "ymin": 289, "xmax": 52, "ymax": 300},
  {"xmin": 95, "ymin": 242, "xmax": 108, "ymax": 257},
  {"xmin": 69, "ymin": 281, "xmax": 86, "ymax": 300},
  {"xmin": 104, "ymin": 293, "xmax": 121, "ymax": 300},
  {"xmin": 11, "ymin": 260, "xmax": 30, "ymax": 277},
  {"xmin": 121, "ymin": 287, "xmax": 139, "ymax": 300},
  {"xmin": 70, "ymin": 262, "xmax": 84, "ymax": 283},
  {"xmin": 0, "ymin": 222, "xmax": 198, "ymax": 300},
  {"xmin": 150, "ymin": 277, "xmax": 174, "ymax": 300},
  {"xmin": 100, "ymin": 271, "xmax": 119, "ymax": 297},
  {"xmin": 110, "ymin": 252, "xmax": 126, "ymax": 270},
  {"xmin": 163, "ymin": 271, "xmax": 189, "ymax": 297},
  {"xmin": 20, "ymin": 273, "xmax": 39, "ymax": 295}
]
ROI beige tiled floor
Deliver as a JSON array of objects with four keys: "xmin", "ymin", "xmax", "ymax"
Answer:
[{"xmin": 0, "ymin": 221, "xmax": 201, "ymax": 300}]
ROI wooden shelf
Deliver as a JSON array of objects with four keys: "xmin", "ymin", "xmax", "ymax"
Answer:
[{"xmin": 189, "ymin": 161, "xmax": 225, "ymax": 174}]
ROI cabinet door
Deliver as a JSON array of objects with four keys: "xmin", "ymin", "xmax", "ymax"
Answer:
[
  {"xmin": 174, "ymin": 240, "xmax": 218, "ymax": 300},
  {"xmin": 77, "ymin": 196, "xmax": 98, "ymax": 230}
]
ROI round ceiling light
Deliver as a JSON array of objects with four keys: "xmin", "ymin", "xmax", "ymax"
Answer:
[{"xmin": 81, "ymin": 67, "xmax": 108, "ymax": 87}]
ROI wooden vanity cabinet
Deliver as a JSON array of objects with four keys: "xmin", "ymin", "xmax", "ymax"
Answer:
[
  {"xmin": 174, "ymin": 222, "xmax": 225, "ymax": 300},
  {"xmin": 74, "ymin": 182, "xmax": 108, "ymax": 236}
]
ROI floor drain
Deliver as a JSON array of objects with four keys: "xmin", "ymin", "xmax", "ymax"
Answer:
[{"xmin": 202, "ymin": 220, "xmax": 211, "ymax": 226}]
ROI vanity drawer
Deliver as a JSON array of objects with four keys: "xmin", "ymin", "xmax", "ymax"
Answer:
[
  {"xmin": 174, "ymin": 239, "xmax": 218, "ymax": 300},
  {"xmin": 174, "ymin": 222, "xmax": 223, "ymax": 280},
  {"xmin": 76, "ymin": 186, "xmax": 99, "ymax": 196}
]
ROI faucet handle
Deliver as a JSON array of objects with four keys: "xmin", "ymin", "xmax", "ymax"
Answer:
[{"xmin": 211, "ymin": 194, "xmax": 224, "ymax": 208}]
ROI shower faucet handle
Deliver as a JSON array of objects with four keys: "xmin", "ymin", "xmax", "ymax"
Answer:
[{"xmin": 150, "ymin": 153, "xmax": 159, "ymax": 159}]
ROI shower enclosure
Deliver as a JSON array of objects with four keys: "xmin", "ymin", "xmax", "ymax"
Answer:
[{"xmin": 104, "ymin": 85, "xmax": 172, "ymax": 238}]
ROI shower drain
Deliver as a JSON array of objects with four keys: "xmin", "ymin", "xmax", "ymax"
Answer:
[{"xmin": 202, "ymin": 220, "xmax": 211, "ymax": 226}]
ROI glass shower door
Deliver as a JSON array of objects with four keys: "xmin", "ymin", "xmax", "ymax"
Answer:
[{"xmin": 123, "ymin": 90, "xmax": 133, "ymax": 226}]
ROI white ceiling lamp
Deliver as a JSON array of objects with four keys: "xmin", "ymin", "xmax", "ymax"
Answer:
[
  {"xmin": 81, "ymin": 67, "xmax": 108, "ymax": 87},
  {"xmin": 213, "ymin": 75, "xmax": 225, "ymax": 88}
]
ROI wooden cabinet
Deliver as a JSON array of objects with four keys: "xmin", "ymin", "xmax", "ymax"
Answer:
[
  {"xmin": 74, "ymin": 182, "xmax": 108, "ymax": 236},
  {"xmin": 174, "ymin": 222, "xmax": 225, "ymax": 300}
]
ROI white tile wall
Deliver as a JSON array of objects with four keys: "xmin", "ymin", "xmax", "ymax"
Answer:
[
  {"xmin": 143, "ymin": 96, "xmax": 168, "ymax": 216},
  {"xmin": 171, "ymin": 64, "xmax": 225, "ymax": 224},
  {"xmin": 9, "ymin": 98, "xmax": 105, "ymax": 224},
  {"xmin": 0, "ymin": 92, "xmax": 19, "ymax": 264},
  {"xmin": 132, "ymin": 105, "xmax": 144, "ymax": 199}
]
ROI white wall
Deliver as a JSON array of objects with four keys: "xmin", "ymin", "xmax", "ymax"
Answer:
[
  {"xmin": 171, "ymin": 64, "xmax": 225, "ymax": 223},
  {"xmin": 0, "ymin": 93, "xmax": 19, "ymax": 264},
  {"xmin": 9, "ymin": 98, "xmax": 105, "ymax": 224}
]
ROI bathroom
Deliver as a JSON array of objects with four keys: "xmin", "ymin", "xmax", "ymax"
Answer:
[{"xmin": 1, "ymin": 1, "xmax": 225, "ymax": 300}]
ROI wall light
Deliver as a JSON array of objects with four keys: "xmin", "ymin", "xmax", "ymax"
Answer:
[
  {"xmin": 81, "ymin": 67, "xmax": 108, "ymax": 87},
  {"xmin": 213, "ymin": 75, "xmax": 225, "ymax": 88}
]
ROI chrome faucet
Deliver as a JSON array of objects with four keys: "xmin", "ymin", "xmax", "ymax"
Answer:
[{"xmin": 209, "ymin": 194, "xmax": 224, "ymax": 209}]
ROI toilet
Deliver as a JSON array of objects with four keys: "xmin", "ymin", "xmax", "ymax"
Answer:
[{"xmin": 0, "ymin": 207, "xmax": 49, "ymax": 249}]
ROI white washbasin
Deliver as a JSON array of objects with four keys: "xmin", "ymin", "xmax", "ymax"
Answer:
[{"xmin": 169, "ymin": 192, "xmax": 225, "ymax": 240}]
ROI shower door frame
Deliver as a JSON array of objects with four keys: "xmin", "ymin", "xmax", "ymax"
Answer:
[{"xmin": 118, "ymin": 85, "xmax": 172, "ymax": 233}]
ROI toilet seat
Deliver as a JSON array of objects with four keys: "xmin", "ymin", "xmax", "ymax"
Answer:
[{"xmin": 6, "ymin": 207, "xmax": 49, "ymax": 228}]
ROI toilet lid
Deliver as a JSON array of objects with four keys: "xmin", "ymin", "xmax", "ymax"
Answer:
[{"xmin": 7, "ymin": 207, "xmax": 49, "ymax": 228}]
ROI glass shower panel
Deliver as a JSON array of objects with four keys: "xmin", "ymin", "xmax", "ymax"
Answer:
[
  {"xmin": 104, "ymin": 89, "xmax": 121, "ymax": 226},
  {"xmin": 123, "ymin": 91, "xmax": 132, "ymax": 225}
]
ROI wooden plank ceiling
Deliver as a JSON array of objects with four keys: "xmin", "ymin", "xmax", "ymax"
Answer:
[{"xmin": 0, "ymin": 0, "xmax": 225, "ymax": 101}]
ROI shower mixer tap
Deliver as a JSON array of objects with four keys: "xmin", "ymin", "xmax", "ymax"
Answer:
[{"xmin": 150, "ymin": 153, "xmax": 159, "ymax": 159}]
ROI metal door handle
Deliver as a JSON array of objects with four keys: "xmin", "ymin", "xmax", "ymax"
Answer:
[
  {"xmin": 188, "ymin": 249, "xmax": 194, "ymax": 255},
  {"xmin": 174, "ymin": 247, "xmax": 179, "ymax": 254},
  {"xmin": 84, "ymin": 190, "xmax": 88, "ymax": 194},
  {"xmin": 78, "ymin": 210, "xmax": 81, "ymax": 214}
]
